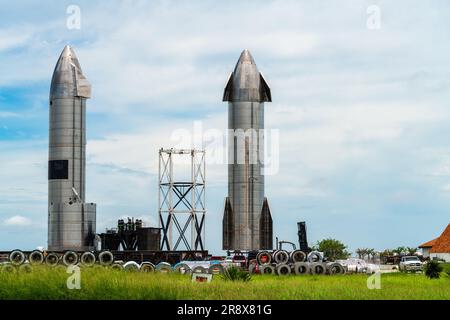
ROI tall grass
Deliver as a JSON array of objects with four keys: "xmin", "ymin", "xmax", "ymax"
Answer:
[
  {"xmin": 221, "ymin": 266, "xmax": 252, "ymax": 282},
  {"xmin": 0, "ymin": 266, "xmax": 449, "ymax": 300}
]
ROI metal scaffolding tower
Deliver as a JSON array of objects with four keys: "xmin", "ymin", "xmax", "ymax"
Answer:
[{"xmin": 158, "ymin": 149, "xmax": 206, "ymax": 251}]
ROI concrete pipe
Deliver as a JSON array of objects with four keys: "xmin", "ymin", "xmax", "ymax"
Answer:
[
  {"xmin": 98, "ymin": 251, "xmax": 114, "ymax": 266},
  {"xmin": 248, "ymin": 263, "xmax": 259, "ymax": 274},
  {"xmin": 327, "ymin": 262, "xmax": 345, "ymax": 275},
  {"xmin": 209, "ymin": 264, "xmax": 224, "ymax": 275},
  {"xmin": 173, "ymin": 263, "xmax": 190, "ymax": 274},
  {"xmin": 156, "ymin": 262, "xmax": 173, "ymax": 273},
  {"xmin": 290, "ymin": 250, "xmax": 307, "ymax": 263},
  {"xmin": 80, "ymin": 252, "xmax": 96, "ymax": 267},
  {"xmin": 1, "ymin": 263, "xmax": 16, "ymax": 273},
  {"xmin": 192, "ymin": 266, "xmax": 207, "ymax": 274},
  {"xmin": 19, "ymin": 263, "xmax": 33, "ymax": 273},
  {"xmin": 273, "ymin": 250, "xmax": 289, "ymax": 264},
  {"xmin": 110, "ymin": 263, "xmax": 124, "ymax": 271},
  {"xmin": 260, "ymin": 264, "xmax": 276, "ymax": 275},
  {"xmin": 140, "ymin": 262, "xmax": 156, "ymax": 273},
  {"xmin": 310, "ymin": 262, "xmax": 326, "ymax": 275},
  {"xmin": 276, "ymin": 263, "xmax": 291, "ymax": 276},
  {"xmin": 256, "ymin": 251, "xmax": 272, "ymax": 265},
  {"xmin": 307, "ymin": 251, "xmax": 323, "ymax": 263},
  {"xmin": 9, "ymin": 250, "xmax": 26, "ymax": 266},
  {"xmin": 45, "ymin": 252, "xmax": 60, "ymax": 267},
  {"xmin": 123, "ymin": 261, "xmax": 140, "ymax": 272},
  {"xmin": 62, "ymin": 251, "xmax": 79, "ymax": 266},
  {"xmin": 29, "ymin": 250, "xmax": 45, "ymax": 265},
  {"xmin": 293, "ymin": 262, "xmax": 310, "ymax": 275}
]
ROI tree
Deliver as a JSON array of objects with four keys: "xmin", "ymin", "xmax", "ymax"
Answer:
[
  {"xmin": 314, "ymin": 238, "xmax": 351, "ymax": 261},
  {"xmin": 380, "ymin": 249, "xmax": 394, "ymax": 263},
  {"xmin": 356, "ymin": 248, "xmax": 363, "ymax": 259},
  {"xmin": 424, "ymin": 260, "xmax": 443, "ymax": 279},
  {"xmin": 356, "ymin": 248, "xmax": 368, "ymax": 260},
  {"xmin": 393, "ymin": 246, "xmax": 406, "ymax": 256},
  {"xmin": 366, "ymin": 248, "xmax": 376, "ymax": 262},
  {"xmin": 357, "ymin": 248, "xmax": 371, "ymax": 261},
  {"xmin": 406, "ymin": 247, "xmax": 418, "ymax": 256}
]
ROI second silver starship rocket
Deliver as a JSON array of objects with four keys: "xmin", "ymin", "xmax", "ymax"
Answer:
[{"xmin": 222, "ymin": 50, "xmax": 273, "ymax": 251}]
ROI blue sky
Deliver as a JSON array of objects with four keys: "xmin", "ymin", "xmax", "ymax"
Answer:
[{"xmin": 1, "ymin": 0, "xmax": 450, "ymax": 254}]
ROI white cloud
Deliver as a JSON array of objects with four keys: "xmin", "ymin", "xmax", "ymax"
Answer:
[
  {"xmin": 4, "ymin": 215, "xmax": 32, "ymax": 227},
  {"xmin": 0, "ymin": 111, "xmax": 19, "ymax": 118},
  {"xmin": 0, "ymin": 141, "xmax": 47, "ymax": 203},
  {"xmin": 1, "ymin": 1, "xmax": 450, "ymax": 252},
  {"xmin": 0, "ymin": 28, "xmax": 30, "ymax": 52}
]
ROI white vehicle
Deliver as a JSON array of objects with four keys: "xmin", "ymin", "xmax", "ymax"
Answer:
[
  {"xmin": 399, "ymin": 256, "xmax": 422, "ymax": 272},
  {"xmin": 336, "ymin": 258, "xmax": 379, "ymax": 274}
]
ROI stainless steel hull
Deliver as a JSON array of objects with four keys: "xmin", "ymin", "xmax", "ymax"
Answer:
[
  {"xmin": 222, "ymin": 50, "xmax": 273, "ymax": 251},
  {"xmin": 48, "ymin": 46, "xmax": 96, "ymax": 251}
]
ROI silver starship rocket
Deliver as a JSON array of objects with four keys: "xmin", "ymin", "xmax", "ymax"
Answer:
[
  {"xmin": 222, "ymin": 50, "xmax": 273, "ymax": 251},
  {"xmin": 48, "ymin": 45, "xmax": 96, "ymax": 251}
]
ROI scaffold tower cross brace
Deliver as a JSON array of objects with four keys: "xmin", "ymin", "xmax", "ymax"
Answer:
[{"xmin": 158, "ymin": 149, "xmax": 206, "ymax": 251}]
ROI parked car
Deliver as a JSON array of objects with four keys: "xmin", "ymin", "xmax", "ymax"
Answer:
[
  {"xmin": 209, "ymin": 256, "xmax": 225, "ymax": 261},
  {"xmin": 232, "ymin": 254, "xmax": 247, "ymax": 268},
  {"xmin": 399, "ymin": 256, "xmax": 422, "ymax": 272}
]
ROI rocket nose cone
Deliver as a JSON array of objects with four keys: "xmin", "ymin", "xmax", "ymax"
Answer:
[
  {"xmin": 223, "ymin": 49, "xmax": 272, "ymax": 103},
  {"xmin": 232, "ymin": 49, "xmax": 261, "ymax": 94},
  {"xmin": 53, "ymin": 45, "xmax": 82, "ymax": 74},
  {"xmin": 61, "ymin": 44, "xmax": 71, "ymax": 55},
  {"xmin": 50, "ymin": 45, "xmax": 91, "ymax": 99},
  {"xmin": 237, "ymin": 49, "xmax": 256, "ymax": 65}
]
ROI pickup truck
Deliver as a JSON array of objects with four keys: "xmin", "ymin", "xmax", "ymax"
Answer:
[{"xmin": 399, "ymin": 256, "xmax": 422, "ymax": 272}]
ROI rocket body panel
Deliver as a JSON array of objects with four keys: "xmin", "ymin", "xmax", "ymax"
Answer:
[
  {"xmin": 222, "ymin": 50, "xmax": 273, "ymax": 251},
  {"xmin": 48, "ymin": 46, "xmax": 96, "ymax": 252},
  {"xmin": 48, "ymin": 97, "xmax": 86, "ymax": 203},
  {"xmin": 228, "ymin": 101, "xmax": 265, "ymax": 250},
  {"xmin": 48, "ymin": 203, "xmax": 96, "ymax": 251}
]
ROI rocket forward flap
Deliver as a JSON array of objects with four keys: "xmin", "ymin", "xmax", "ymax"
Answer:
[
  {"xmin": 75, "ymin": 73, "xmax": 91, "ymax": 98},
  {"xmin": 223, "ymin": 71, "xmax": 271, "ymax": 103},
  {"xmin": 223, "ymin": 73, "xmax": 233, "ymax": 102},
  {"xmin": 260, "ymin": 73, "xmax": 272, "ymax": 102}
]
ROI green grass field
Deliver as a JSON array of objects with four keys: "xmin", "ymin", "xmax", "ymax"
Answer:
[{"xmin": 0, "ymin": 266, "xmax": 449, "ymax": 300}]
